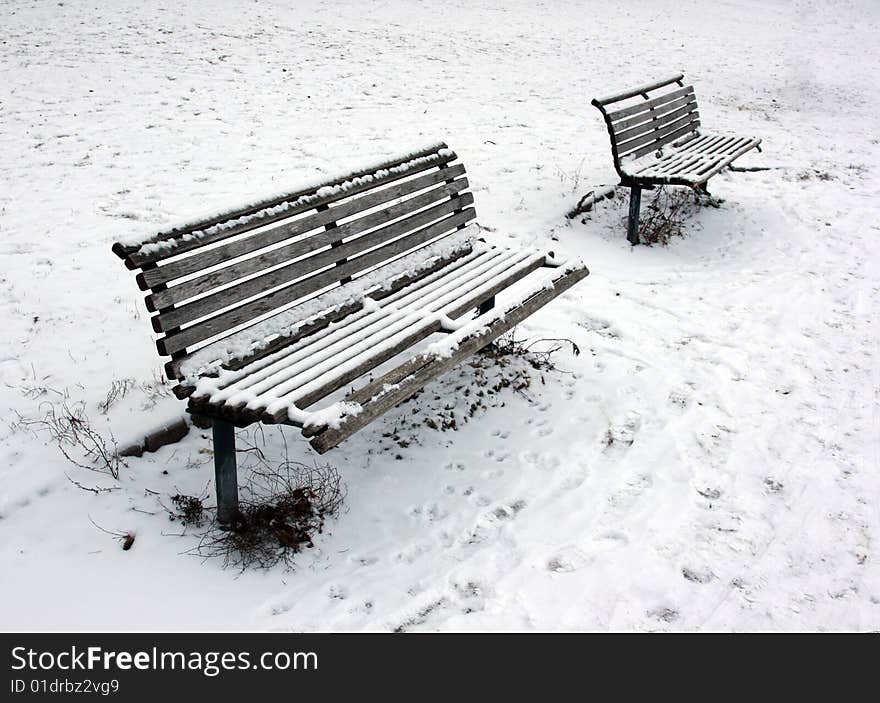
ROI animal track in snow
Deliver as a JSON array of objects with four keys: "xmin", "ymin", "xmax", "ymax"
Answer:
[
  {"xmin": 547, "ymin": 545, "xmax": 591, "ymax": 573},
  {"xmin": 682, "ymin": 566, "xmax": 716, "ymax": 584},
  {"xmin": 668, "ymin": 386, "xmax": 692, "ymax": 408},
  {"xmin": 605, "ymin": 411, "xmax": 642, "ymax": 447},
  {"xmin": 647, "ymin": 606, "xmax": 680, "ymax": 624},
  {"xmin": 327, "ymin": 585, "xmax": 347, "ymax": 601}
]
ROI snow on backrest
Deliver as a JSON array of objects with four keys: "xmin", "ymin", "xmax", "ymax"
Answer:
[
  {"xmin": 111, "ymin": 143, "xmax": 477, "ymax": 376},
  {"xmin": 593, "ymin": 75, "xmax": 701, "ymax": 164}
]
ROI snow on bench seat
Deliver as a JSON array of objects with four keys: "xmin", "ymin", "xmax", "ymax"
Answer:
[
  {"xmin": 187, "ymin": 244, "xmax": 585, "ymax": 438},
  {"xmin": 626, "ymin": 132, "xmax": 761, "ymax": 186}
]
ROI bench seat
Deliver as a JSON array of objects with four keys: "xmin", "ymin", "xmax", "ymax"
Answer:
[
  {"xmin": 187, "ymin": 231, "xmax": 586, "ymax": 451},
  {"xmin": 624, "ymin": 132, "xmax": 761, "ymax": 188}
]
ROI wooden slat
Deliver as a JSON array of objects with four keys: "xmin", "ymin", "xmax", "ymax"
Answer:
[
  {"xmin": 185, "ymin": 248, "xmax": 505, "ymax": 418},
  {"xmin": 610, "ymin": 94, "xmax": 697, "ymax": 132},
  {"xmin": 613, "ymin": 103, "xmax": 698, "ymax": 144},
  {"xmin": 271, "ymin": 320, "xmax": 444, "ymax": 422},
  {"xmin": 117, "ymin": 146, "xmax": 457, "ymax": 268},
  {"xmin": 591, "ymin": 74, "xmax": 684, "ymax": 107},
  {"xmin": 605, "ymin": 86, "xmax": 694, "ymax": 121},
  {"xmin": 300, "ymin": 253, "xmax": 558, "ymax": 438},
  {"xmin": 138, "ymin": 164, "xmax": 467, "ymax": 290},
  {"xmin": 114, "ymin": 143, "xmax": 450, "ymax": 260},
  {"xmin": 260, "ymin": 252, "xmax": 551, "ymax": 422},
  {"xmin": 156, "ymin": 207, "xmax": 476, "ymax": 355},
  {"xmin": 711, "ymin": 135, "xmax": 748, "ymax": 155},
  {"xmin": 617, "ymin": 112, "xmax": 701, "ymax": 155},
  {"xmin": 168, "ymin": 243, "xmax": 478, "ymax": 382},
  {"xmin": 624, "ymin": 133, "xmax": 761, "ymax": 185},
  {"xmin": 208, "ymin": 250, "xmax": 520, "ymax": 411},
  {"xmin": 201, "ymin": 249, "xmax": 510, "ymax": 408},
  {"xmin": 307, "ymin": 264, "xmax": 590, "ymax": 452},
  {"xmin": 146, "ymin": 178, "xmax": 470, "ymax": 310},
  {"xmin": 624, "ymin": 121, "xmax": 701, "ymax": 161},
  {"xmin": 153, "ymin": 193, "xmax": 475, "ymax": 331}
]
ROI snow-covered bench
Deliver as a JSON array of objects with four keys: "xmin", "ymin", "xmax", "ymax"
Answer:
[
  {"xmin": 112, "ymin": 143, "xmax": 589, "ymax": 522},
  {"xmin": 592, "ymin": 74, "xmax": 762, "ymax": 244}
]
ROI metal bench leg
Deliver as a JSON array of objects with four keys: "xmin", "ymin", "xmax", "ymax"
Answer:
[
  {"xmin": 212, "ymin": 419, "xmax": 239, "ymax": 525},
  {"xmin": 626, "ymin": 186, "xmax": 642, "ymax": 245}
]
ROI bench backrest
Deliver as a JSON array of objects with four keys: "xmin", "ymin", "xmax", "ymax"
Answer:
[
  {"xmin": 591, "ymin": 74, "xmax": 701, "ymax": 176},
  {"xmin": 112, "ymin": 143, "xmax": 476, "ymax": 379}
]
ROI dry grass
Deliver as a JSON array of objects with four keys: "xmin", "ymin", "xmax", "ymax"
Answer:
[{"xmin": 189, "ymin": 430, "xmax": 346, "ymax": 571}]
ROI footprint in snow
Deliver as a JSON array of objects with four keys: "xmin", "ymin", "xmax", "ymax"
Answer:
[
  {"xmin": 604, "ymin": 411, "xmax": 642, "ymax": 447},
  {"xmin": 668, "ymin": 386, "xmax": 692, "ymax": 408},
  {"xmin": 394, "ymin": 543, "xmax": 428, "ymax": 565},
  {"xmin": 647, "ymin": 606, "xmax": 680, "ymax": 624},
  {"xmin": 328, "ymin": 585, "xmax": 347, "ymax": 601},
  {"xmin": 536, "ymin": 453, "xmax": 561, "ymax": 471},
  {"xmin": 546, "ymin": 545, "xmax": 591, "ymax": 573},
  {"xmin": 682, "ymin": 566, "xmax": 716, "ymax": 584},
  {"xmin": 492, "ymin": 499, "xmax": 526, "ymax": 520},
  {"xmin": 697, "ymin": 487, "xmax": 722, "ymax": 500},
  {"xmin": 521, "ymin": 450, "xmax": 539, "ymax": 465},
  {"xmin": 594, "ymin": 530, "xmax": 629, "ymax": 549}
]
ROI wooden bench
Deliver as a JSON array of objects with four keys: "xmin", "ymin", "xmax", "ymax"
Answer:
[
  {"xmin": 591, "ymin": 74, "xmax": 762, "ymax": 244},
  {"xmin": 112, "ymin": 143, "xmax": 589, "ymax": 522}
]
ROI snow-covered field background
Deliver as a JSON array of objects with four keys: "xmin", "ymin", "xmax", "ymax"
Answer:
[{"xmin": 1, "ymin": 0, "xmax": 878, "ymax": 631}]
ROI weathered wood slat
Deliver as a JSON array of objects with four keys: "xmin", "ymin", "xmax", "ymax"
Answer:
[
  {"xmin": 605, "ymin": 86, "xmax": 694, "ymax": 122},
  {"xmin": 205, "ymin": 250, "xmax": 523, "ymax": 416},
  {"xmin": 613, "ymin": 104, "xmax": 699, "ymax": 145},
  {"xmin": 300, "ymin": 253, "xmax": 554, "ymax": 439},
  {"xmin": 591, "ymin": 74, "xmax": 684, "ymax": 107},
  {"xmin": 610, "ymin": 94, "xmax": 697, "ymax": 132},
  {"xmin": 153, "ymin": 193, "xmax": 475, "ymax": 331},
  {"xmin": 117, "ymin": 147, "xmax": 457, "ymax": 269},
  {"xmin": 259, "ymin": 252, "xmax": 549, "ymax": 422},
  {"xmin": 198, "ymin": 248, "xmax": 500, "ymax": 399},
  {"xmin": 146, "ymin": 179, "xmax": 470, "ymax": 311},
  {"xmin": 716, "ymin": 137, "xmax": 761, "ymax": 162},
  {"xmin": 114, "ymin": 143, "xmax": 451, "ymax": 260},
  {"xmin": 184, "ymin": 249, "xmax": 504, "ymax": 418},
  {"xmin": 269, "ymin": 320, "xmax": 443, "ymax": 422},
  {"xmin": 625, "ymin": 121, "xmax": 702, "ymax": 161},
  {"xmin": 628, "ymin": 134, "xmax": 761, "ymax": 186},
  {"xmin": 709, "ymin": 135, "xmax": 746, "ymax": 156},
  {"xmin": 156, "ymin": 207, "xmax": 476, "ymax": 355},
  {"xmin": 617, "ymin": 113, "xmax": 701, "ymax": 156},
  {"xmin": 243, "ymin": 250, "xmax": 526, "ymax": 405},
  {"xmin": 138, "ymin": 164, "xmax": 467, "ymax": 290},
  {"xmin": 167, "ymin": 244, "xmax": 479, "ymax": 382},
  {"xmin": 307, "ymin": 264, "xmax": 590, "ymax": 453}
]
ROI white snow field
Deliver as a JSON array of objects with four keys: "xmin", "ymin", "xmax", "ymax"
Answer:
[{"xmin": 1, "ymin": 0, "xmax": 878, "ymax": 632}]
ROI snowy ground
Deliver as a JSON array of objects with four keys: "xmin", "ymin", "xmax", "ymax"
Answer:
[{"xmin": 1, "ymin": 0, "xmax": 878, "ymax": 631}]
